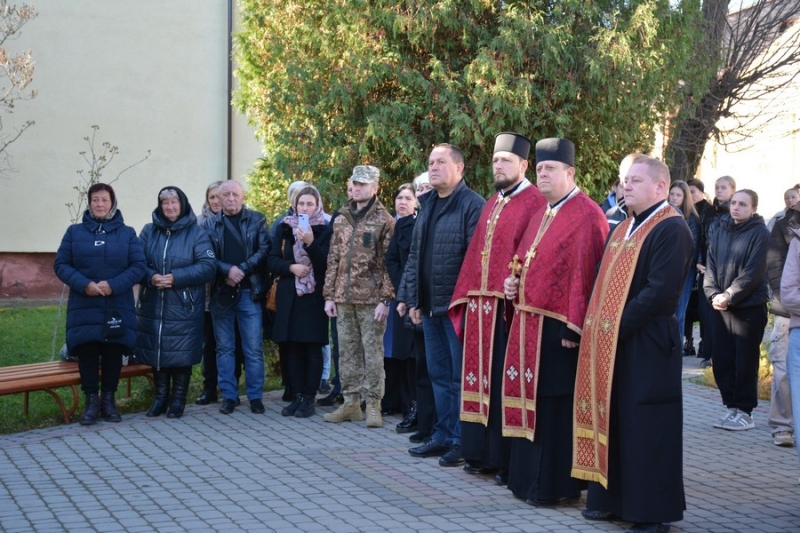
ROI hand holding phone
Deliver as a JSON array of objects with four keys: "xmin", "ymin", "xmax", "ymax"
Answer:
[{"xmin": 298, "ymin": 213, "xmax": 310, "ymax": 232}]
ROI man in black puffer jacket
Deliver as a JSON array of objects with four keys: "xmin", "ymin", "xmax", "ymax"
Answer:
[{"xmin": 402, "ymin": 143, "xmax": 485, "ymax": 467}]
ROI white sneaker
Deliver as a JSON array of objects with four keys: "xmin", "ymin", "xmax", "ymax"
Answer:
[
  {"xmin": 713, "ymin": 408, "xmax": 738, "ymax": 429},
  {"xmin": 722, "ymin": 411, "xmax": 755, "ymax": 431},
  {"xmin": 773, "ymin": 431, "xmax": 795, "ymax": 447}
]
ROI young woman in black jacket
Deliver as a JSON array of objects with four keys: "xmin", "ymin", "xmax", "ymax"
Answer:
[
  {"xmin": 267, "ymin": 185, "xmax": 332, "ymax": 418},
  {"xmin": 703, "ymin": 189, "xmax": 769, "ymax": 432}
]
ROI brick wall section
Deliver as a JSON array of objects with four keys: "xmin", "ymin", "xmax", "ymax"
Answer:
[{"xmin": 0, "ymin": 253, "xmax": 63, "ymax": 299}]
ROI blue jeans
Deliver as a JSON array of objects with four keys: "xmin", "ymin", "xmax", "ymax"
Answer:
[
  {"xmin": 786, "ymin": 329, "xmax": 800, "ymax": 466},
  {"xmin": 422, "ymin": 314, "xmax": 463, "ymax": 446},
  {"xmin": 212, "ymin": 289, "xmax": 265, "ymax": 401},
  {"xmin": 676, "ymin": 271, "xmax": 695, "ymax": 340}
]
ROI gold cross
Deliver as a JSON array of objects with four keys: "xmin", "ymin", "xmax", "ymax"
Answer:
[{"xmin": 508, "ymin": 254, "xmax": 523, "ymax": 277}]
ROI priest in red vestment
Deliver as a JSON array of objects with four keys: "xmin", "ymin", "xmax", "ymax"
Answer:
[
  {"xmin": 449, "ymin": 132, "xmax": 545, "ymax": 481},
  {"xmin": 573, "ymin": 156, "xmax": 692, "ymax": 533},
  {"xmin": 501, "ymin": 137, "xmax": 608, "ymax": 506}
]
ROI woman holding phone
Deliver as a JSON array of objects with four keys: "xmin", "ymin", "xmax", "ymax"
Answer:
[{"xmin": 267, "ymin": 185, "xmax": 332, "ymax": 418}]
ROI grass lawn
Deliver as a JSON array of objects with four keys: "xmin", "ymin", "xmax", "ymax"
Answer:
[{"xmin": 0, "ymin": 305, "xmax": 283, "ymax": 434}]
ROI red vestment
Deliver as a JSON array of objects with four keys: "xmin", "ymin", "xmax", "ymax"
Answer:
[
  {"xmin": 502, "ymin": 191, "xmax": 608, "ymax": 441},
  {"xmin": 449, "ymin": 183, "xmax": 545, "ymax": 426}
]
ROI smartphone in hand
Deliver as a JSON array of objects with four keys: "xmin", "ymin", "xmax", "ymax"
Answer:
[{"xmin": 298, "ymin": 213, "xmax": 310, "ymax": 231}]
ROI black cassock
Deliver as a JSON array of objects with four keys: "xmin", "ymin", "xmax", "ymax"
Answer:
[{"xmin": 587, "ymin": 212, "xmax": 693, "ymax": 524}]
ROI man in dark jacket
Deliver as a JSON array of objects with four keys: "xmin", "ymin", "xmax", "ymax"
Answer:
[
  {"xmin": 404, "ymin": 143, "xmax": 486, "ymax": 466},
  {"xmin": 204, "ymin": 180, "xmax": 270, "ymax": 415}
]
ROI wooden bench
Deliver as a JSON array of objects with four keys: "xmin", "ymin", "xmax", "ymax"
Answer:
[{"xmin": 0, "ymin": 361, "xmax": 153, "ymax": 423}]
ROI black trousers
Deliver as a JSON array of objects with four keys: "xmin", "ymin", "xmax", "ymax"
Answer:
[
  {"xmin": 382, "ymin": 357, "xmax": 415, "ymax": 414},
  {"xmin": 73, "ymin": 342, "xmax": 126, "ymax": 395},
  {"xmin": 283, "ymin": 341, "xmax": 324, "ymax": 398},
  {"xmin": 202, "ymin": 312, "xmax": 243, "ymax": 391},
  {"xmin": 711, "ymin": 305, "xmax": 767, "ymax": 414}
]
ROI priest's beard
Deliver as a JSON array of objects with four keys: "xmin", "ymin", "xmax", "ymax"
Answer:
[{"xmin": 493, "ymin": 171, "xmax": 520, "ymax": 191}]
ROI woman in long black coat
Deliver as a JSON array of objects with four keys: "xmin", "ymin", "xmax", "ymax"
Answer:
[
  {"xmin": 383, "ymin": 184, "xmax": 419, "ymax": 420},
  {"xmin": 267, "ymin": 185, "xmax": 332, "ymax": 418},
  {"xmin": 136, "ymin": 186, "xmax": 216, "ymax": 418}
]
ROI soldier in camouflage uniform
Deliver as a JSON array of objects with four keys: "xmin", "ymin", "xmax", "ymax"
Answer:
[{"xmin": 323, "ymin": 165, "xmax": 396, "ymax": 428}]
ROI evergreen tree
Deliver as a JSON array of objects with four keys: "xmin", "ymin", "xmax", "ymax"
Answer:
[{"xmin": 235, "ymin": 0, "xmax": 704, "ymax": 214}]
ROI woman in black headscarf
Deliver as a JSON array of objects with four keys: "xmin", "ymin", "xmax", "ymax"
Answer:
[{"xmin": 136, "ymin": 186, "xmax": 216, "ymax": 418}]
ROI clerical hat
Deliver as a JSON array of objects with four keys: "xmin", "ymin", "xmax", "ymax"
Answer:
[
  {"xmin": 535, "ymin": 138, "xmax": 575, "ymax": 168},
  {"xmin": 494, "ymin": 132, "xmax": 531, "ymax": 160}
]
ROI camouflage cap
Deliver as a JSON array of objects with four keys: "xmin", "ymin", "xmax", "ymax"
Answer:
[{"xmin": 351, "ymin": 165, "xmax": 380, "ymax": 184}]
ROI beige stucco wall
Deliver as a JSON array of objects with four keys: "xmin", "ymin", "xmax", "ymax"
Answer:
[{"xmin": 0, "ymin": 0, "xmax": 262, "ymax": 254}]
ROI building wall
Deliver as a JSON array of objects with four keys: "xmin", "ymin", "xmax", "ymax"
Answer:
[{"xmin": 0, "ymin": 0, "xmax": 262, "ymax": 299}]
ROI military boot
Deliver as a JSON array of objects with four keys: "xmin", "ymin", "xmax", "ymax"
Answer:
[
  {"xmin": 323, "ymin": 394, "xmax": 363, "ymax": 423},
  {"xmin": 366, "ymin": 399, "xmax": 383, "ymax": 428}
]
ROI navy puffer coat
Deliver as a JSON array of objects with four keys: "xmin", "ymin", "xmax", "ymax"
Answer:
[
  {"xmin": 135, "ymin": 187, "xmax": 216, "ymax": 369},
  {"xmin": 54, "ymin": 210, "xmax": 146, "ymax": 351}
]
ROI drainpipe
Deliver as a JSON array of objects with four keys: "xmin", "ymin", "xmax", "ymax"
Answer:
[{"xmin": 227, "ymin": 0, "xmax": 233, "ymax": 180}]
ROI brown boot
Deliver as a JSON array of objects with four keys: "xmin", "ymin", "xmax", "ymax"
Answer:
[
  {"xmin": 323, "ymin": 395, "xmax": 363, "ymax": 423},
  {"xmin": 366, "ymin": 399, "xmax": 382, "ymax": 428}
]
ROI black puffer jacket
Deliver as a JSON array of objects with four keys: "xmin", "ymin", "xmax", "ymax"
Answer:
[
  {"xmin": 703, "ymin": 213, "xmax": 769, "ymax": 310},
  {"xmin": 402, "ymin": 180, "xmax": 485, "ymax": 316},
  {"xmin": 136, "ymin": 188, "xmax": 216, "ymax": 368},
  {"xmin": 203, "ymin": 207, "xmax": 270, "ymax": 300},
  {"xmin": 766, "ymin": 208, "xmax": 800, "ymax": 317}
]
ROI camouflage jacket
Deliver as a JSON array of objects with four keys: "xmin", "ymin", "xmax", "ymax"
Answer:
[{"xmin": 324, "ymin": 197, "xmax": 395, "ymax": 304}]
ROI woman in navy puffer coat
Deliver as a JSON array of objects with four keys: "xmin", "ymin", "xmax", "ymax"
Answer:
[
  {"xmin": 54, "ymin": 183, "xmax": 146, "ymax": 426},
  {"xmin": 136, "ymin": 186, "xmax": 216, "ymax": 418}
]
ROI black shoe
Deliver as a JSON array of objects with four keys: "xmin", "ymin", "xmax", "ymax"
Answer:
[
  {"xmin": 295, "ymin": 395, "xmax": 316, "ymax": 418},
  {"xmin": 281, "ymin": 396, "xmax": 302, "ymax": 417},
  {"xmin": 318, "ymin": 379, "xmax": 332, "ymax": 394},
  {"xmin": 282, "ymin": 386, "xmax": 293, "ymax": 402},
  {"xmin": 80, "ymin": 393, "xmax": 100, "ymax": 426},
  {"xmin": 494, "ymin": 471, "xmax": 508, "ymax": 486},
  {"xmin": 147, "ymin": 370, "xmax": 170, "ymax": 417},
  {"xmin": 167, "ymin": 373, "xmax": 190, "ymax": 419},
  {"xmin": 408, "ymin": 439, "xmax": 450, "ymax": 458},
  {"xmin": 628, "ymin": 524, "xmax": 670, "ymax": 533},
  {"xmin": 195, "ymin": 390, "xmax": 217, "ymax": 405},
  {"xmin": 682, "ymin": 338, "xmax": 695, "ymax": 356},
  {"xmin": 408, "ymin": 431, "xmax": 430, "ymax": 444},
  {"xmin": 219, "ymin": 399, "xmax": 237, "ymax": 414},
  {"xmin": 463, "ymin": 461, "xmax": 496, "ymax": 475},
  {"xmin": 316, "ymin": 391, "xmax": 344, "ymax": 406},
  {"xmin": 100, "ymin": 391, "xmax": 122, "ymax": 423},
  {"xmin": 250, "ymin": 399, "xmax": 265, "ymax": 414},
  {"xmin": 526, "ymin": 496, "xmax": 580, "ymax": 507},
  {"xmin": 697, "ymin": 340, "xmax": 704, "ymax": 358},
  {"xmin": 439, "ymin": 444, "xmax": 464, "ymax": 467},
  {"xmin": 396, "ymin": 403, "xmax": 418, "ymax": 433},
  {"xmin": 581, "ymin": 509, "xmax": 618, "ymax": 521}
]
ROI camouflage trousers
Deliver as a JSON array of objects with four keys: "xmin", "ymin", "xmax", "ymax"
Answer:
[{"xmin": 336, "ymin": 303, "xmax": 386, "ymax": 402}]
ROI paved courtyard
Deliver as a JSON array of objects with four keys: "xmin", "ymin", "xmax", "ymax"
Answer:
[{"xmin": 0, "ymin": 356, "xmax": 798, "ymax": 533}]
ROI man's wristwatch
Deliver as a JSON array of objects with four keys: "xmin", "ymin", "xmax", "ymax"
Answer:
[{"xmin": 380, "ymin": 299, "xmax": 391, "ymax": 306}]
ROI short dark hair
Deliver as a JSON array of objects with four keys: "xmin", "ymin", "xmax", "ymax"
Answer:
[
  {"xmin": 432, "ymin": 143, "xmax": 464, "ymax": 165},
  {"xmin": 686, "ymin": 178, "xmax": 704, "ymax": 193},
  {"xmin": 87, "ymin": 183, "xmax": 116, "ymax": 205}
]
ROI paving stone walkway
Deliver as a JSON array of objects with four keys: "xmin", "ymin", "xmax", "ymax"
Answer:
[{"xmin": 0, "ymin": 356, "xmax": 798, "ymax": 532}]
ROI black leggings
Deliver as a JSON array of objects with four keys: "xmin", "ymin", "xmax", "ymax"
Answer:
[{"xmin": 73, "ymin": 342, "xmax": 126, "ymax": 395}]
